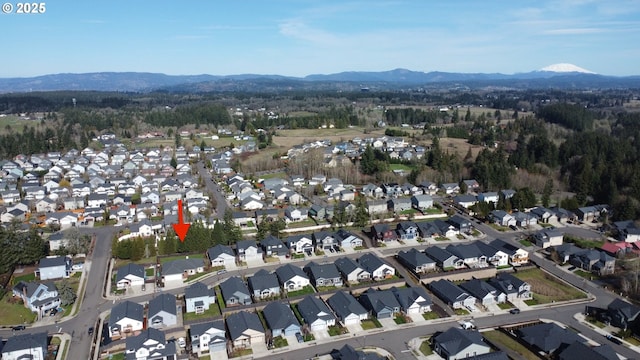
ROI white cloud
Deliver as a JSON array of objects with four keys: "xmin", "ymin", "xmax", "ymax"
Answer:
[{"xmin": 543, "ymin": 27, "xmax": 606, "ymax": 35}]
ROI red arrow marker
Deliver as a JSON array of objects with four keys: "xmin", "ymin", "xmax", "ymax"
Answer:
[{"xmin": 172, "ymin": 199, "xmax": 190, "ymax": 242}]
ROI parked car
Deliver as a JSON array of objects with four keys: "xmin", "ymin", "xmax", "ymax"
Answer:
[
  {"xmin": 12, "ymin": 325, "xmax": 26, "ymax": 331},
  {"xmin": 296, "ymin": 332, "xmax": 304, "ymax": 343},
  {"xmin": 88, "ymin": 327, "xmax": 94, "ymax": 336},
  {"xmin": 606, "ymin": 334, "xmax": 623, "ymax": 345},
  {"xmin": 460, "ymin": 321, "xmax": 475, "ymax": 330},
  {"xmin": 49, "ymin": 308, "xmax": 58, "ymax": 316},
  {"xmin": 509, "ymin": 308, "xmax": 520, "ymax": 314}
]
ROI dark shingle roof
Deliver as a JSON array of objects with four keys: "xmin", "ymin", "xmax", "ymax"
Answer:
[
  {"xmin": 275, "ymin": 263, "xmax": 308, "ymax": 283},
  {"xmin": 226, "ymin": 311, "xmax": 264, "ymax": 340},
  {"xmin": 297, "ymin": 295, "xmax": 336, "ymax": 324},
  {"xmin": 110, "ymin": 300, "xmax": 144, "ymax": 323},
  {"xmin": 262, "ymin": 302, "xmax": 300, "ymax": 330},
  {"xmin": 327, "ymin": 291, "xmax": 367, "ymax": 320},
  {"xmin": 2, "ymin": 331, "xmax": 48, "ymax": 353},
  {"xmin": 116, "ymin": 263, "xmax": 145, "ymax": 282},
  {"xmin": 517, "ymin": 322, "xmax": 585, "ymax": 353},
  {"xmin": 184, "ymin": 282, "xmax": 215, "ymax": 299},
  {"xmin": 433, "ymin": 327, "xmax": 487, "ymax": 357},
  {"xmin": 148, "ymin": 293, "xmax": 177, "ymax": 317}
]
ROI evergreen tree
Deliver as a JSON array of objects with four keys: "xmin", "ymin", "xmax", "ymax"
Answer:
[
  {"xmin": 542, "ymin": 179, "xmax": 553, "ymax": 208},
  {"xmin": 353, "ymin": 194, "xmax": 370, "ymax": 228}
]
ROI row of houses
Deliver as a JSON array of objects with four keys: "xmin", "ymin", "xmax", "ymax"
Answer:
[
  {"xmin": 371, "ymin": 215, "xmax": 472, "ymax": 244},
  {"xmin": 429, "ymin": 273, "xmax": 531, "ymax": 310},
  {"xmin": 416, "ymin": 239, "xmax": 529, "ymax": 272},
  {"xmin": 552, "ymin": 243, "xmax": 616, "ymax": 275}
]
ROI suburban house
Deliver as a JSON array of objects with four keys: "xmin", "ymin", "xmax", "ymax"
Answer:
[
  {"xmin": 424, "ymin": 246, "xmax": 465, "ymax": 270},
  {"xmin": 371, "ymin": 223, "xmax": 397, "ymax": 243},
  {"xmin": 391, "ymin": 286, "xmax": 433, "ymax": 315},
  {"xmin": 445, "ymin": 243, "xmax": 488, "ymax": 268},
  {"xmin": 459, "ymin": 279, "xmax": 506, "ymax": 306},
  {"xmin": 557, "ymin": 341, "xmax": 619, "ymax": 360},
  {"xmin": 304, "ymin": 262, "xmax": 343, "ymax": 288},
  {"xmin": 116, "ymin": 263, "xmax": 146, "ymax": 290},
  {"xmin": 411, "ymin": 194, "xmax": 433, "ymax": 211},
  {"xmin": 109, "ymin": 300, "xmax": 144, "ymax": 339},
  {"xmin": 357, "ymin": 253, "xmax": 395, "ymax": 280},
  {"xmin": 296, "ymin": 295, "xmax": 337, "ymax": 332},
  {"xmin": 1, "ymin": 332, "xmax": 48, "ymax": 360},
  {"xmin": 247, "ymin": 269, "xmax": 281, "ymax": 300},
  {"xmin": 275, "ymin": 264, "xmax": 311, "ymax": 292},
  {"xmin": 396, "ymin": 221, "xmax": 420, "ymax": 241},
  {"xmin": 534, "ymin": 229, "xmax": 564, "ymax": 249},
  {"xmin": 334, "ymin": 257, "xmax": 371, "ymax": 284},
  {"xmin": 260, "ymin": 235, "xmax": 288, "ymax": 257},
  {"xmin": 327, "ymin": 291, "xmax": 369, "ymax": 326},
  {"xmin": 284, "ymin": 234, "xmax": 314, "ymax": 255},
  {"xmin": 262, "ymin": 302, "xmax": 302, "ymax": 338},
  {"xmin": 37, "ymin": 256, "xmax": 72, "ymax": 280},
  {"xmin": 236, "ymin": 239, "xmax": 263, "ymax": 262},
  {"xmin": 334, "ymin": 229, "xmax": 364, "ymax": 249},
  {"xmin": 478, "ymin": 192, "xmax": 499, "ymax": 204},
  {"xmin": 429, "ymin": 279, "xmax": 477, "ymax": 310},
  {"xmin": 226, "ymin": 311, "xmax": 265, "ymax": 350},
  {"xmin": 190, "ymin": 320, "xmax": 227, "ymax": 355},
  {"xmin": 12, "ymin": 281, "xmax": 60, "ymax": 316},
  {"xmin": 490, "ymin": 210, "xmax": 516, "ymax": 227},
  {"xmin": 147, "ymin": 293, "xmax": 178, "ymax": 329},
  {"xmin": 516, "ymin": 322, "xmax": 587, "ymax": 356},
  {"xmin": 219, "ymin": 276, "xmax": 252, "ymax": 306},
  {"xmin": 125, "ymin": 328, "xmax": 177, "ymax": 360},
  {"xmin": 453, "ymin": 194, "xmax": 478, "ymax": 209},
  {"xmin": 569, "ymin": 249, "xmax": 616, "ymax": 276},
  {"xmin": 448, "ymin": 215, "xmax": 472, "ymax": 234},
  {"xmin": 396, "ymin": 248, "xmax": 436, "ymax": 274},
  {"xmin": 605, "ymin": 298, "xmax": 640, "ymax": 330},
  {"xmin": 312, "ymin": 231, "xmax": 339, "ymax": 252},
  {"xmin": 162, "ymin": 258, "xmax": 205, "ymax": 284},
  {"xmin": 207, "ymin": 244, "xmax": 236, "ymax": 268},
  {"xmin": 489, "ymin": 239, "xmax": 529, "ymax": 266},
  {"xmin": 388, "ymin": 197, "xmax": 412, "ymax": 213},
  {"xmin": 358, "ymin": 288, "xmax": 401, "ymax": 319},
  {"xmin": 432, "ymin": 328, "xmax": 492, "ymax": 360},
  {"xmin": 487, "ymin": 273, "xmax": 532, "ymax": 302},
  {"xmin": 184, "ymin": 282, "xmax": 216, "ymax": 314}
]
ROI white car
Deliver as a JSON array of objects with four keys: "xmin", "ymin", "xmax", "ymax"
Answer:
[
  {"xmin": 177, "ymin": 337, "xmax": 186, "ymax": 348},
  {"xmin": 72, "ymin": 263, "xmax": 84, "ymax": 271}
]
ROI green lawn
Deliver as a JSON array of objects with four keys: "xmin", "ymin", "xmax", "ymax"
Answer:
[
  {"xmin": 273, "ymin": 336, "xmax": 288, "ymax": 348},
  {"xmin": 586, "ymin": 315, "xmax": 607, "ymax": 328},
  {"xmin": 145, "ymin": 268, "xmax": 155, "ymax": 277},
  {"xmin": 13, "ymin": 272, "xmax": 36, "ymax": 284},
  {"xmin": 259, "ymin": 171, "xmax": 287, "ymax": 180},
  {"xmin": 419, "ymin": 339, "xmax": 433, "ymax": 356},
  {"xmin": 0, "ymin": 295, "xmax": 36, "ymax": 325},
  {"xmin": 183, "ymin": 304, "xmax": 221, "ymax": 321},
  {"xmin": 360, "ymin": 318, "xmax": 382, "ymax": 329},
  {"xmin": 187, "ymin": 271, "xmax": 211, "ymax": 282},
  {"xmin": 424, "ymin": 208, "xmax": 444, "ymax": 215},
  {"xmin": 497, "ymin": 302, "xmax": 514, "ymax": 310},
  {"xmin": 159, "ymin": 254, "xmax": 204, "ymax": 264},
  {"xmin": 229, "ymin": 348, "xmax": 253, "ymax": 358},
  {"xmin": 422, "ymin": 312, "xmax": 440, "ymax": 320},
  {"xmin": 514, "ymin": 268, "xmax": 587, "ymax": 303},
  {"xmin": 328, "ymin": 325, "xmax": 348, "ymax": 336},
  {"xmin": 286, "ymin": 286, "xmax": 315, "ymax": 297},
  {"xmin": 215, "ymin": 286, "xmax": 226, "ymax": 309},
  {"xmin": 108, "ymin": 353, "xmax": 126, "ymax": 360},
  {"xmin": 291, "ymin": 253, "xmax": 305, "ymax": 259},
  {"xmin": 394, "ymin": 315, "xmax": 408, "ymax": 324},
  {"xmin": 389, "ymin": 164, "xmax": 414, "ymax": 172},
  {"xmin": 454, "ymin": 308, "xmax": 469, "ymax": 315},
  {"xmin": 482, "ymin": 330, "xmax": 540, "ymax": 360},
  {"xmin": 519, "ymin": 239, "xmax": 533, "ymax": 247}
]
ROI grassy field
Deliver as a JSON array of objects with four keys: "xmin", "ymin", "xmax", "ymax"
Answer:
[
  {"xmin": 273, "ymin": 128, "xmax": 386, "ymax": 149},
  {"xmin": 514, "ymin": 268, "xmax": 587, "ymax": 303},
  {"xmin": 0, "ymin": 115, "xmax": 34, "ymax": 134},
  {"xmin": 419, "ymin": 339, "xmax": 433, "ymax": 356},
  {"xmin": 482, "ymin": 330, "xmax": 540, "ymax": 360},
  {"xmin": 422, "ymin": 311, "xmax": 440, "ymax": 320},
  {"xmin": 389, "ymin": 164, "xmax": 415, "ymax": 172},
  {"xmin": 360, "ymin": 318, "xmax": 382, "ymax": 329},
  {"xmin": 0, "ymin": 294, "xmax": 37, "ymax": 325},
  {"xmin": 159, "ymin": 254, "xmax": 204, "ymax": 264},
  {"xmin": 183, "ymin": 304, "xmax": 221, "ymax": 321},
  {"xmin": 13, "ymin": 272, "xmax": 36, "ymax": 284}
]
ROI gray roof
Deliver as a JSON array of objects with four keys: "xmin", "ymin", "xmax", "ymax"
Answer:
[
  {"xmin": 13, "ymin": 281, "xmax": 57, "ymax": 299},
  {"xmin": 488, "ymin": 272, "xmax": 526, "ymax": 294},
  {"xmin": 488, "ymin": 239, "xmax": 521, "ymax": 255},
  {"xmin": 304, "ymin": 262, "xmax": 341, "ymax": 281},
  {"xmin": 219, "ymin": 276, "xmax": 250, "ymax": 300},
  {"xmin": 429, "ymin": 279, "xmax": 470, "ymax": 304},
  {"xmin": 446, "ymin": 242, "xmax": 483, "ymax": 260},
  {"xmin": 517, "ymin": 322, "xmax": 585, "ymax": 353},
  {"xmin": 116, "ymin": 263, "xmax": 145, "ymax": 282},
  {"xmin": 275, "ymin": 264, "xmax": 309, "ymax": 283},
  {"xmin": 391, "ymin": 286, "xmax": 432, "ymax": 311},
  {"xmin": 39, "ymin": 256, "xmax": 70, "ymax": 268},
  {"xmin": 327, "ymin": 291, "xmax": 368, "ymax": 319},
  {"xmin": 110, "ymin": 300, "xmax": 144, "ymax": 323},
  {"xmin": 335, "ymin": 344, "xmax": 385, "ymax": 360},
  {"xmin": 262, "ymin": 302, "xmax": 300, "ymax": 330},
  {"xmin": 236, "ymin": 239, "xmax": 261, "ymax": 252},
  {"xmin": 558, "ymin": 342, "xmax": 619, "ymax": 360},
  {"xmin": 459, "ymin": 279, "xmax": 500, "ymax": 300},
  {"xmin": 162, "ymin": 258, "xmax": 204, "ymax": 276},
  {"xmin": 424, "ymin": 246, "xmax": 458, "ymax": 263},
  {"xmin": 357, "ymin": 253, "xmax": 390, "ymax": 273},
  {"xmin": 358, "ymin": 288, "xmax": 401, "ymax": 314},
  {"xmin": 184, "ymin": 282, "xmax": 215, "ymax": 299},
  {"xmin": 207, "ymin": 244, "xmax": 235, "ymax": 259},
  {"xmin": 247, "ymin": 270, "xmax": 280, "ymax": 292},
  {"xmin": 297, "ymin": 295, "xmax": 336, "ymax": 324},
  {"xmin": 433, "ymin": 327, "xmax": 487, "ymax": 357},
  {"xmin": 226, "ymin": 311, "xmax": 264, "ymax": 340},
  {"xmin": 2, "ymin": 331, "xmax": 48, "ymax": 353},
  {"xmin": 397, "ymin": 248, "xmax": 435, "ymax": 268},
  {"xmin": 334, "ymin": 257, "xmax": 363, "ymax": 276},
  {"xmin": 608, "ymin": 298, "xmax": 640, "ymax": 320},
  {"xmin": 190, "ymin": 320, "xmax": 225, "ymax": 338},
  {"xmin": 148, "ymin": 293, "xmax": 177, "ymax": 317}
]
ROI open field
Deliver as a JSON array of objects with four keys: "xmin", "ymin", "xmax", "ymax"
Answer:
[
  {"xmin": 0, "ymin": 293, "xmax": 37, "ymax": 325},
  {"xmin": 272, "ymin": 128, "xmax": 386, "ymax": 149},
  {"xmin": 0, "ymin": 115, "xmax": 37, "ymax": 134},
  {"xmin": 514, "ymin": 268, "xmax": 587, "ymax": 303}
]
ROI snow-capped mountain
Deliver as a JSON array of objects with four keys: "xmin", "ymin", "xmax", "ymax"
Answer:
[{"xmin": 540, "ymin": 63, "xmax": 596, "ymax": 74}]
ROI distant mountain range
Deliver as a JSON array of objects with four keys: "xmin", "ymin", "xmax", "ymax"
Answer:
[{"xmin": 1, "ymin": 64, "xmax": 638, "ymax": 92}]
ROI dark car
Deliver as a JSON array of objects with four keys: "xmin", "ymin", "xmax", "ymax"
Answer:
[
  {"xmin": 88, "ymin": 327, "xmax": 94, "ymax": 336},
  {"xmin": 12, "ymin": 325, "xmax": 26, "ymax": 331},
  {"xmin": 509, "ymin": 308, "xmax": 521, "ymax": 314},
  {"xmin": 606, "ymin": 334, "xmax": 623, "ymax": 345},
  {"xmin": 296, "ymin": 332, "xmax": 304, "ymax": 343},
  {"xmin": 49, "ymin": 309, "xmax": 58, "ymax": 316}
]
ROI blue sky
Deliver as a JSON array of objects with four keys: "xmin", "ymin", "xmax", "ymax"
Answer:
[{"xmin": 1, "ymin": 0, "xmax": 639, "ymax": 77}]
